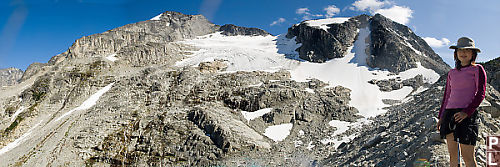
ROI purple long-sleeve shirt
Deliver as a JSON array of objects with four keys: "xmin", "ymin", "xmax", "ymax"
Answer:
[{"xmin": 438, "ymin": 64, "xmax": 487, "ymax": 119}]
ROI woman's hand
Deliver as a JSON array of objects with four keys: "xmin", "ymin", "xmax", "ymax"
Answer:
[
  {"xmin": 454, "ymin": 111, "xmax": 468, "ymax": 123},
  {"xmin": 437, "ymin": 118, "xmax": 442, "ymax": 131}
]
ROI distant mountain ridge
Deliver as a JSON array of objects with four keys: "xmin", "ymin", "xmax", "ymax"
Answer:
[{"xmin": 0, "ymin": 68, "xmax": 23, "ymax": 87}]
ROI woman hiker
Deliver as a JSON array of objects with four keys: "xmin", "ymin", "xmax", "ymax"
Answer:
[{"xmin": 437, "ymin": 37, "xmax": 487, "ymax": 167}]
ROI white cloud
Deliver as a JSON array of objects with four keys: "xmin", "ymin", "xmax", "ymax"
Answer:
[
  {"xmin": 350, "ymin": 0, "xmax": 413, "ymax": 25},
  {"xmin": 270, "ymin": 18, "xmax": 286, "ymax": 26},
  {"xmin": 374, "ymin": 5, "xmax": 413, "ymax": 25},
  {"xmin": 302, "ymin": 15, "xmax": 312, "ymax": 20},
  {"xmin": 296, "ymin": 8, "xmax": 310, "ymax": 14},
  {"xmin": 296, "ymin": 7, "xmax": 323, "ymax": 20},
  {"xmin": 351, "ymin": 0, "xmax": 389, "ymax": 11},
  {"xmin": 324, "ymin": 5, "xmax": 340, "ymax": 18},
  {"xmin": 423, "ymin": 37, "xmax": 451, "ymax": 48},
  {"xmin": 295, "ymin": 5, "xmax": 343, "ymax": 21}
]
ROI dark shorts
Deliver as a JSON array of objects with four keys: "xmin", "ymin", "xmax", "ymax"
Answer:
[{"xmin": 440, "ymin": 108, "xmax": 479, "ymax": 145}]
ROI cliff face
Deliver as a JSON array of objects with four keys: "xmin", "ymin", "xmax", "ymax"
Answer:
[
  {"xmin": 54, "ymin": 11, "xmax": 219, "ymax": 66},
  {"xmin": 0, "ymin": 68, "xmax": 23, "ymax": 87},
  {"xmin": 481, "ymin": 57, "xmax": 500, "ymax": 92},
  {"xmin": 368, "ymin": 14, "xmax": 449, "ymax": 75},
  {"xmin": 286, "ymin": 15, "xmax": 369, "ymax": 63},
  {"xmin": 219, "ymin": 24, "xmax": 271, "ymax": 36},
  {"xmin": 286, "ymin": 14, "xmax": 449, "ymax": 75}
]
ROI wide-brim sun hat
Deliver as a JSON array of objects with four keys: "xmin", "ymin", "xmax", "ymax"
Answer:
[{"xmin": 449, "ymin": 37, "xmax": 481, "ymax": 53}]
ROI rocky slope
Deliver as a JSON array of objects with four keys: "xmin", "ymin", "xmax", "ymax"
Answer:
[
  {"xmin": 0, "ymin": 68, "xmax": 23, "ymax": 87},
  {"xmin": 0, "ymin": 10, "xmax": 499, "ymax": 167},
  {"xmin": 321, "ymin": 77, "xmax": 500, "ymax": 166},
  {"xmin": 481, "ymin": 57, "xmax": 500, "ymax": 92}
]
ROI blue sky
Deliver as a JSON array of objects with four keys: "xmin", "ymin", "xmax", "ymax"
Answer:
[{"xmin": 1, "ymin": 0, "xmax": 499, "ymax": 70}]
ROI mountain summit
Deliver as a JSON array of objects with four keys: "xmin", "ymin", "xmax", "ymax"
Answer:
[{"xmin": 287, "ymin": 14, "xmax": 449, "ymax": 74}]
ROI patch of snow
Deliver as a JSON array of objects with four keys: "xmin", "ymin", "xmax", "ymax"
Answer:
[
  {"xmin": 241, "ymin": 108, "xmax": 273, "ymax": 121},
  {"xmin": 269, "ymin": 80, "xmax": 280, "ymax": 82},
  {"xmin": 320, "ymin": 133, "xmax": 357, "ymax": 149},
  {"xmin": 401, "ymin": 96, "xmax": 414, "ymax": 103},
  {"xmin": 397, "ymin": 62, "xmax": 440, "ymax": 83},
  {"xmin": 321, "ymin": 117, "xmax": 371, "ymax": 149},
  {"xmin": 328, "ymin": 120, "xmax": 352, "ymax": 136},
  {"xmin": 320, "ymin": 138, "xmax": 336, "ymax": 145},
  {"xmin": 11, "ymin": 106, "xmax": 25, "ymax": 121},
  {"xmin": 379, "ymin": 86, "xmax": 413, "ymax": 100},
  {"xmin": 248, "ymin": 82, "xmax": 263, "ymax": 87},
  {"xmin": 304, "ymin": 88, "xmax": 315, "ymax": 93},
  {"xmin": 55, "ymin": 83, "xmax": 114, "ymax": 122},
  {"xmin": 263, "ymin": 123, "xmax": 293, "ymax": 142},
  {"xmin": 437, "ymin": 86, "xmax": 443, "ymax": 90},
  {"xmin": 306, "ymin": 141, "xmax": 315, "ymax": 150},
  {"xmin": 304, "ymin": 17, "xmax": 350, "ymax": 31},
  {"xmin": 0, "ymin": 120, "xmax": 43, "ymax": 155},
  {"xmin": 105, "ymin": 54, "xmax": 118, "ymax": 62},
  {"xmin": 150, "ymin": 13, "xmax": 163, "ymax": 21},
  {"xmin": 276, "ymin": 36, "xmax": 302, "ymax": 57},
  {"xmin": 174, "ymin": 32, "xmax": 300, "ymax": 72},
  {"xmin": 298, "ymin": 130, "xmax": 305, "ymax": 136},
  {"xmin": 412, "ymin": 86, "xmax": 428, "ymax": 95},
  {"xmin": 293, "ymin": 140, "xmax": 303, "ymax": 147},
  {"xmin": 405, "ymin": 41, "xmax": 422, "ymax": 56}
]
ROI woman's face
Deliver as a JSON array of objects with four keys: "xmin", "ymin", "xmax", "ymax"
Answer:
[{"xmin": 457, "ymin": 49, "xmax": 474, "ymax": 64}]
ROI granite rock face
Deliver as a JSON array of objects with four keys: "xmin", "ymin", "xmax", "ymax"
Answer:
[
  {"xmin": 286, "ymin": 15, "xmax": 370, "ymax": 63},
  {"xmin": 286, "ymin": 14, "xmax": 449, "ymax": 75},
  {"xmin": 65, "ymin": 11, "xmax": 219, "ymax": 62},
  {"xmin": 19, "ymin": 63, "xmax": 48, "ymax": 82},
  {"xmin": 481, "ymin": 57, "xmax": 500, "ymax": 92},
  {"xmin": 0, "ymin": 68, "xmax": 23, "ymax": 87},
  {"xmin": 368, "ymin": 14, "xmax": 449, "ymax": 75},
  {"xmin": 219, "ymin": 24, "xmax": 271, "ymax": 36}
]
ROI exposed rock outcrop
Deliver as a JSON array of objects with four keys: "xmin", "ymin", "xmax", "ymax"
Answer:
[
  {"xmin": 65, "ymin": 11, "xmax": 219, "ymax": 63},
  {"xmin": 19, "ymin": 63, "xmax": 47, "ymax": 82},
  {"xmin": 286, "ymin": 15, "xmax": 370, "ymax": 63},
  {"xmin": 481, "ymin": 57, "xmax": 500, "ymax": 92},
  {"xmin": 369, "ymin": 74, "xmax": 424, "ymax": 92},
  {"xmin": 219, "ymin": 24, "xmax": 270, "ymax": 36},
  {"xmin": 368, "ymin": 14, "xmax": 449, "ymax": 75},
  {"xmin": 286, "ymin": 14, "xmax": 449, "ymax": 75},
  {"xmin": 0, "ymin": 68, "xmax": 23, "ymax": 87}
]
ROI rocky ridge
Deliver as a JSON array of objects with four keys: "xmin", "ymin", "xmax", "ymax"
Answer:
[
  {"xmin": 480, "ymin": 57, "xmax": 500, "ymax": 92},
  {"xmin": 286, "ymin": 14, "xmax": 449, "ymax": 75}
]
